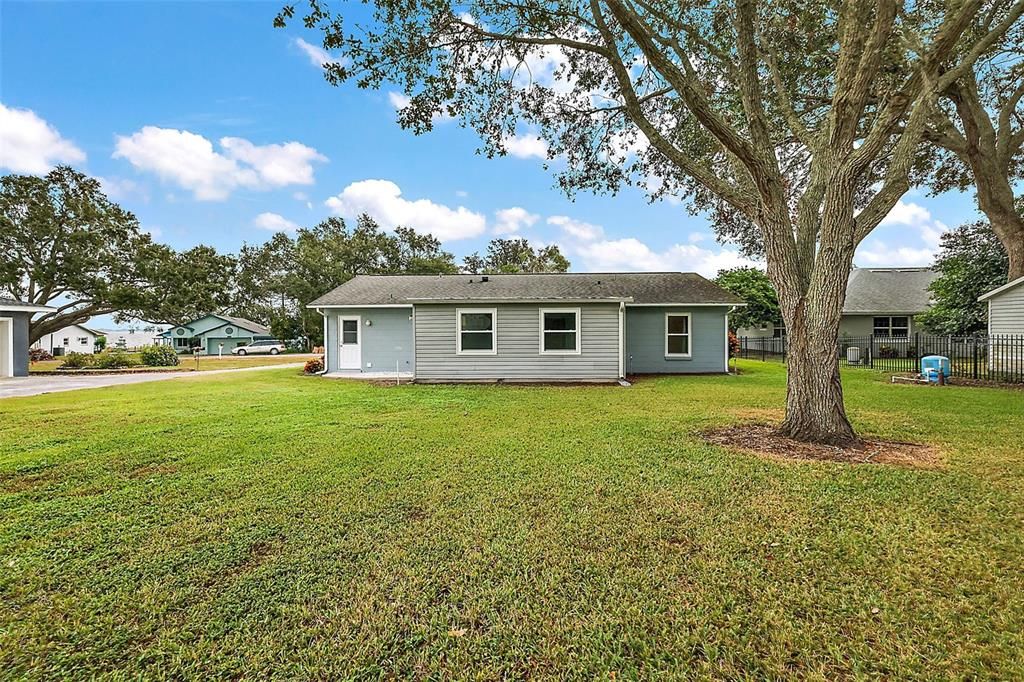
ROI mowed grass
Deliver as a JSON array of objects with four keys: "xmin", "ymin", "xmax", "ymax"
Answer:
[
  {"xmin": 30, "ymin": 353, "xmax": 308, "ymax": 372},
  {"xmin": 1, "ymin": 361, "xmax": 1022, "ymax": 679}
]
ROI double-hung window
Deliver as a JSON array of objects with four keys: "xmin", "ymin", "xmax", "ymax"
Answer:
[
  {"xmin": 539, "ymin": 308, "xmax": 580, "ymax": 354},
  {"xmin": 665, "ymin": 313, "xmax": 692, "ymax": 358},
  {"xmin": 872, "ymin": 316, "xmax": 909, "ymax": 337},
  {"xmin": 457, "ymin": 309, "xmax": 496, "ymax": 354}
]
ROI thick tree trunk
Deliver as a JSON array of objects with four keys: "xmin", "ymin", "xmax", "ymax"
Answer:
[
  {"xmin": 780, "ymin": 316, "xmax": 857, "ymax": 445},
  {"xmin": 765, "ymin": 206, "xmax": 859, "ymax": 446},
  {"xmin": 987, "ymin": 208, "xmax": 1024, "ymax": 282}
]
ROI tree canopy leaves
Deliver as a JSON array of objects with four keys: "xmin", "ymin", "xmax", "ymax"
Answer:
[
  {"xmin": 714, "ymin": 267, "xmax": 781, "ymax": 332},
  {"xmin": 0, "ymin": 166, "xmax": 232, "ymax": 342},
  {"xmin": 463, "ymin": 238, "xmax": 570, "ymax": 273},
  {"xmin": 918, "ymin": 222, "xmax": 1009, "ymax": 335}
]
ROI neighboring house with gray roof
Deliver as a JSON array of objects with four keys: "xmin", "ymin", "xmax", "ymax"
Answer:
[
  {"xmin": 158, "ymin": 314, "xmax": 273, "ymax": 354},
  {"xmin": 1, "ymin": 298, "xmax": 55, "ymax": 378},
  {"xmin": 738, "ymin": 267, "xmax": 938, "ymax": 340},
  {"xmin": 307, "ymin": 272, "xmax": 744, "ymax": 381}
]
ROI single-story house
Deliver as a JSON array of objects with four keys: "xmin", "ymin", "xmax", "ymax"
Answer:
[
  {"xmin": 158, "ymin": 314, "xmax": 273, "ymax": 354},
  {"xmin": 307, "ymin": 272, "xmax": 744, "ymax": 381},
  {"xmin": 1, "ymin": 298, "xmax": 55, "ymax": 378},
  {"xmin": 979, "ymin": 275, "xmax": 1024, "ymax": 370},
  {"xmin": 979, "ymin": 275, "xmax": 1024, "ymax": 335},
  {"xmin": 98, "ymin": 328, "xmax": 167, "ymax": 350},
  {"xmin": 32, "ymin": 323, "xmax": 99, "ymax": 356},
  {"xmin": 738, "ymin": 267, "xmax": 938, "ymax": 340}
]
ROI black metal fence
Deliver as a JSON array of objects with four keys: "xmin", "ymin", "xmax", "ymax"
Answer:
[{"xmin": 738, "ymin": 333, "xmax": 1024, "ymax": 384}]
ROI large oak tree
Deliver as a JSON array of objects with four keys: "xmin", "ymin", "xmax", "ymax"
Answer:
[
  {"xmin": 0, "ymin": 166, "xmax": 235, "ymax": 343},
  {"xmin": 281, "ymin": 0, "xmax": 1022, "ymax": 444},
  {"xmin": 925, "ymin": 14, "xmax": 1024, "ymax": 280}
]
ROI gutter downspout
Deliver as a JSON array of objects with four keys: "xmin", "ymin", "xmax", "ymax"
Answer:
[
  {"xmin": 618, "ymin": 301, "xmax": 625, "ymax": 380},
  {"xmin": 316, "ymin": 308, "xmax": 329, "ymax": 375},
  {"xmin": 725, "ymin": 306, "xmax": 738, "ymax": 374}
]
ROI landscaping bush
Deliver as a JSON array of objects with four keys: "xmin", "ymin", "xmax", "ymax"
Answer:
[
  {"xmin": 303, "ymin": 357, "xmax": 325, "ymax": 374},
  {"xmin": 29, "ymin": 347, "xmax": 54, "ymax": 363},
  {"xmin": 728, "ymin": 330, "xmax": 740, "ymax": 358},
  {"xmin": 59, "ymin": 352, "xmax": 93, "ymax": 369},
  {"xmin": 93, "ymin": 349, "xmax": 138, "ymax": 369},
  {"xmin": 139, "ymin": 344, "xmax": 180, "ymax": 367}
]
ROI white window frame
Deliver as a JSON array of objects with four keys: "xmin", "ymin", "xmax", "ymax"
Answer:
[
  {"xmin": 456, "ymin": 308, "xmax": 497, "ymax": 355},
  {"xmin": 872, "ymin": 316, "xmax": 910, "ymax": 338},
  {"xmin": 665, "ymin": 312, "xmax": 693, "ymax": 358},
  {"xmin": 538, "ymin": 307, "xmax": 581, "ymax": 355}
]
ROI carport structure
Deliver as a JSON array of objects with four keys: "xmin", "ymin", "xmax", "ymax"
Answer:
[{"xmin": 0, "ymin": 299, "xmax": 54, "ymax": 378}]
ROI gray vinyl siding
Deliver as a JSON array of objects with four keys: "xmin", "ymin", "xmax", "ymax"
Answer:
[
  {"xmin": 325, "ymin": 307, "xmax": 414, "ymax": 373},
  {"xmin": 839, "ymin": 314, "xmax": 918, "ymax": 337},
  {"xmin": 8, "ymin": 311, "xmax": 31, "ymax": 377},
  {"xmin": 624, "ymin": 306, "xmax": 729, "ymax": 374},
  {"xmin": 988, "ymin": 285, "xmax": 1024, "ymax": 335},
  {"xmin": 414, "ymin": 303, "xmax": 620, "ymax": 380}
]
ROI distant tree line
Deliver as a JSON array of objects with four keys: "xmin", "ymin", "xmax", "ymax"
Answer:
[{"xmin": 1, "ymin": 167, "xmax": 568, "ymax": 346}]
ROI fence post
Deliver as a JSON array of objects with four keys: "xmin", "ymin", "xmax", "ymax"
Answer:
[
  {"xmin": 972, "ymin": 336, "xmax": 979, "ymax": 379},
  {"xmin": 868, "ymin": 334, "xmax": 874, "ymax": 368}
]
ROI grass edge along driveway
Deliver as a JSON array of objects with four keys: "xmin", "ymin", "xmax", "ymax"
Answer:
[{"xmin": 1, "ymin": 361, "xmax": 1022, "ymax": 679}]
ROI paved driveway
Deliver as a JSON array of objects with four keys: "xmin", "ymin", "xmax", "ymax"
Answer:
[{"xmin": 0, "ymin": 363, "xmax": 304, "ymax": 399}]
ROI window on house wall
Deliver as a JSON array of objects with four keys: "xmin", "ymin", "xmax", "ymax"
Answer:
[
  {"xmin": 457, "ymin": 309, "xmax": 496, "ymax": 354},
  {"xmin": 540, "ymin": 309, "xmax": 580, "ymax": 354},
  {"xmin": 872, "ymin": 316, "xmax": 909, "ymax": 337},
  {"xmin": 772, "ymin": 325, "xmax": 786, "ymax": 338},
  {"xmin": 665, "ymin": 313, "xmax": 692, "ymax": 357},
  {"xmin": 62, "ymin": 338, "xmax": 69, "ymax": 346},
  {"xmin": 78, "ymin": 337, "xmax": 88, "ymax": 345}
]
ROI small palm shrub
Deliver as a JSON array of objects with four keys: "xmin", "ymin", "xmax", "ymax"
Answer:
[
  {"xmin": 303, "ymin": 357, "xmax": 325, "ymax": 374},
  {"xmin": 140, "ymin": 344, "xmax": 180, "ymax": 367},
  {"xmin": 59, "ymin": 352, "xmax": 93, "ymax": 369}
]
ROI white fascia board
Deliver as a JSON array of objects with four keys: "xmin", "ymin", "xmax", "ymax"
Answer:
[
  {"xmin": 305, "ymin": 303, "xmax": 413, "ymax": 309},
  {"xmin": 978, "ymin": 275, "xmax": 1024, "ymax": 302},
  {"xmin": 625, "ymin": 302, "xmax": 746, "ymax": 307}
]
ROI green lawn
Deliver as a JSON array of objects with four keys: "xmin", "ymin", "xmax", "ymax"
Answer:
[{"xmin": 1, "ymin": 361, "xmax": 1022, "ymax": 679}]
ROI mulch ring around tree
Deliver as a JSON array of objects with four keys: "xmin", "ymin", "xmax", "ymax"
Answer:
[{"xmin": 701, "ymin": 423, "xmax": 942, "ymax": 468}]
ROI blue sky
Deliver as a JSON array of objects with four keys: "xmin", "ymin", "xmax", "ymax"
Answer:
[{"xmin": 1, "ymin": 1, "xmax": 982, "ymax": 289}]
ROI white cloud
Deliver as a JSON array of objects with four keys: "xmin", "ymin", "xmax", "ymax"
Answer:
[
  {"xmin": 324, "ymin": 179, "xmax": 486, "ymax": 241},
  {"xmin": 254, "ymin": 212, "xmax": 301, "ymax": 232},
  {"xmin": 455, "ymin": 190, "xmax": 469, "ymax": 198},
  {"xmin": 548, "ymin": 214, "xmax": 758, "ymax": 276},
  {"xmin": 0, "ymin": 103, "xmax": 86, "ymax": 174},
  {"xmin": 574, "ymin": 238, "xmax": 757, "ymax": 276},
  {"xmin": 856, "ymin": 199, "xmax": 948, "ymax": 267},
  {"xmin": 493, "ymin": 207, "xmax": 539, "ymax": 235},
  {"xmin": 547, "ymin": 215, "xmax": 604, "ymax": 242},
  {"xmin": 388, "ymin": 92, "xmax": 411, "ymax": 109},
  {"xmin": 503, "ymin": 133, "xmax": 548, "ymax": 159},
  {"xmin": 97, "ymin": 176, "xmax": 148, "ymax": 203},
  {"xmin": 220, "ymin": 136, "xmax": 325, "ymax": 186},
  {"xmin": 294, "ymin": 37, "xmax": 347, "ymax": 69},
  {"xmin": 113, "ymin": 126, "xmax": 326, "ymax": 200}
]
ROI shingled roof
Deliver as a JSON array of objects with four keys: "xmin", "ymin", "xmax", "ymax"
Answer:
[
  {"xmin": 308, "ymin": 272, "xmax": 743, "ymax": 307},
  {"xmin": 843, "ymin": 268, "xmax": 937, "ymax": 314}
]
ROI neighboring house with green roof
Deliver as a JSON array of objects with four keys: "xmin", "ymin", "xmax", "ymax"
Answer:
[
  {"xmin": 158, "ymin": 314, "xmax": 273, "ymax": 355},
  {"xmin": 307, "ymin": 272, "xmax": 744, "ymax": 381}
]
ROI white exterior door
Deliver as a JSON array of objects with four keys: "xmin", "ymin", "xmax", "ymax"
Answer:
[{"xmin": 338, "ymin": 316, "xmax": 361, "ymax": 370}]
